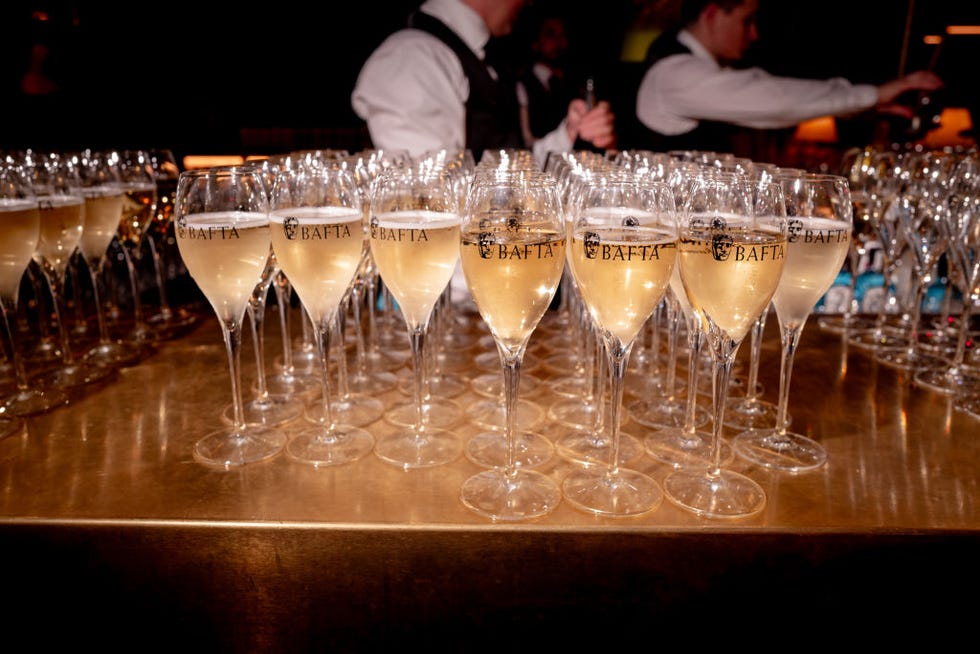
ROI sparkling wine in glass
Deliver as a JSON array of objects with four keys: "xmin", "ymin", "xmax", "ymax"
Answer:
[
  {"xmin": 662, "ymin": 169, "xmax": 787, "ymax": 519},
  {"xmin": 561, "ymin": 170, "xmax": 677, "ymax": 517},
  {"xmin": 733, "ymin": 172, "xmax": 851, "ymax": 472},
  {"xmin": 75, "ymin": 149, "xmax": 142, "ymax": 368},
  {"xmin": 369, "ymin": 164, "xmax": 463, "ymax": 468},
  {"xmin": 174, "ymin": 166, "xmax": 286, "ymax": 467},
  {"xmin": 270, "ymin": 161, "xmax": 374, "ymax": 466},
  {"xmin": 30, "ymin": 151, "xmax": 115, "ymax": 389},
  {"xmin": 0, "ymin": 158, "xmax": 67, "ymax": 420},
  {"xmin": 459, "ymin": 168, "xmax": 566, "ymax": 520}
]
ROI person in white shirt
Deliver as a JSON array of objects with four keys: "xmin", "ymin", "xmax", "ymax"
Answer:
[
  {"xmin": 633, "ymin": 0, "xmax": 943, "ymax": 153},
  {"xmin": 351, "ymin": 0, "xmax": 616, "ymax": 166}
]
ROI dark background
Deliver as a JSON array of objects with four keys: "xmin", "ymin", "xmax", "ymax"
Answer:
[{"xmin": 1, "ymin": 0, "xmax": 977, "ymax": 163}]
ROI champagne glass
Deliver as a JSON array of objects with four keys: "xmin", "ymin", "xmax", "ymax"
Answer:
[
  {"xmin": 662, "ymin": 169, "xmax": 787, "ymax": 519},
  {"xmin": 733, "ymin": 173, "xmax": 851, "ymax": 472},
  {"xmin": 75, "ymin": 149, "xmax": 142, "ymax": 368},
  {"xmin": 174, "ymin": 166, "xmax": 286, "ymax": 467},
  {"xmin": 29, "ymin": 151, "xmax": 115, "ymax": 389},
  {"xmin": 818, "ymin": 146, "xmax": 885, "ymax": 335},
  {"xmin": 561, "ymin": 170, "xmax": 677, "ymax": 516},
  {"xmin": 874, "ymin": 184, "xmax": 951, "ymax": 371},
  {"xmin": 915, "ymin": 154, "xmax": 980, "ymax": 394},
  {"xmin": 144, "ymin": 148, "xmax": 198, "ymax": 337},
  {"xmin": 270, "ymin": 160, "xmax": 374, "ymax": 466},
  {"xmin": 113, "ymin": 149, "xmax": 158, "ymax": 344},
  {"xmin": 723, "ymin": 165, "xmax": 785, "ymax": 431},
  {"xmin": 221, "ymin": 245, "xmax": 304, "ymax": 428},
  {"xmin": 643, "ymin": 260, "xmax": 728, "ymax": 468},
  {"xmin": 369, "ymin": 164, "xmax": 463, "ymax": 468},
  {"xmin": 0, "ymin": 158, "xmax": 67, "ymax": 419},
  {"xmin": 459, "ymin": 168, "xmax": 566, "ymax": 520},
  {"xmin": 251, "ymin": 157, "xmax": 321, "ymax": 403}
]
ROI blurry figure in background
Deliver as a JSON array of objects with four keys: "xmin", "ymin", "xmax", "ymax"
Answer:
[
  {"xmin": 515, "ymin": 10, "xmax": 574, "ymax": 146},
  {"xmin": 515, "ymin": 7, "xmax": 616, "ymax": 154},
  {"xmin": 351, "ymin": 0, "xmax": 616, "ymax": 166},
  {"xmin": 632, "ymin": 0, "xmax": 944, "ymax": 157}
]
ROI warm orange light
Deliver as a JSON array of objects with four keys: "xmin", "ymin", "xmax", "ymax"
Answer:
[
  {"xmin": 793, "ymin": 116, "xmax": 838, "ymax": 143},
  {"xmin": 946, "ymin": 25, "xmax": 980, "ymax": 35},
  {"xmin": 182, "ymin": 155, "xmax": 245, "ymax": 169},
  {"xmin": 923, "ymin": 35, "xmax": 943, "ymax": 45},
  {"xmin": 921, "ymin": 107, "xmax": 976, "ymax": 147}
]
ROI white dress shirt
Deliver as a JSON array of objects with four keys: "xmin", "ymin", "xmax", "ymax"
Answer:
[
  {"xmin": 636, "ymin": 29, "xmax": 879, "ymax": 135},
  {"xmin": 351, "ymin": 0, "xmax": 571, "ymax": 166}
]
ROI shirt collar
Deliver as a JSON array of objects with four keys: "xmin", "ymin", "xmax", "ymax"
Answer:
[
  {"xmin": 420, "ymin": 0, "xmax": 491, "ymax": 59},
  {"xmin": 678, "ymin": 29, "xmax": 717, "ymax": 64}
]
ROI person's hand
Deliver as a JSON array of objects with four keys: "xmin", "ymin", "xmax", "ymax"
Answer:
[
  {"xmin": 566, "ymin": 99, "xmax": 617, "ymax": 149},
  {"xmin": 876, "ymin": 70, "xmax": 944, "ymax": 118}
]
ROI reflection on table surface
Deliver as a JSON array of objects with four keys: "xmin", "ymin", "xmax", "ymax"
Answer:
[
  {"xmin": 2, "ymin": 304, "xmax": 977, "ymax": 651},
  {"xmin": 1, "ymin": 305, "xmax": 976, "ymax": 532}
]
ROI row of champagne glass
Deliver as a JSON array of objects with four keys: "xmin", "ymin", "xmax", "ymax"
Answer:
[
  {"xmin": 825, "ymin": 144, "xmax": 980, "ymax": 416},
  {"xmin": 0, "ymin": 148, "xmax": 202, "ymax": 432}
]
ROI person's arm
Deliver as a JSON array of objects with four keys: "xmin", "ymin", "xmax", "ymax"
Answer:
[
  {"xmin": 875, "ymin": 70, "xmax": 944, "ymax": 118},
  {"xmin": 352, "ymin": 32, "xmax": 468, "ymax": 156},
  {"xmin": 638, "ymin": 55, "xmax": 880, "ymax": 131},
  {"xmin": 531, "ymin": 100, "xmax": 616, "ymax": 167}
]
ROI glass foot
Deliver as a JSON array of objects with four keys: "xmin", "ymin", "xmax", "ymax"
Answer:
[
  {"xmin": 644, "ymin": 428, "xmax": 733, "ymax": 469},
  {"xmin": 385, "ymin": 398, "xmax": 464, "ymax": 430},
  {"xmin": 460, "ymin": 468, "xmax": 561, "ymax": 521},
  {"xmin": 285, "ymin": 425, "xmax": 374, "ymax": 467},
  {"xmin": 222, "ymin": 397, "xmax": 303, "ymax": 428},
  {"xmin": 2, "ymin": 387, "xmax": 69, "ymax": 416},
  {"xmin": 552, "ymin": 428, "xmax": 644, "ymax": 467},
  {"xmin": 562, "ymin": 467, "xmax": 663, "ymax": 517},
  {"xmin": 193, "ymin": 426, "xmax": 286, "ymax": 468},
  {"xmin": 464, "ymin": 430, "xmax": 554, "ymax": 469},
  {"xmin": 374, "ymin": 428, "xmax": 461, "ymax": 469},
  {"xmin": 663, "ymin": 468, "xmax": 767, "ymax": 519},
  {"xmin": 732, "ymin": 429, "xmax": 827, "ymax": 473}
]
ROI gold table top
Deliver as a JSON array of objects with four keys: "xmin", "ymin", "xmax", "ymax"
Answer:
[
  {"xmin": 1, "ymin": 306, "xmax": 976, "ymax": 533},
  {"xmin": 2, "ymin": 305, "xmax": 977, "ymax": 650}
]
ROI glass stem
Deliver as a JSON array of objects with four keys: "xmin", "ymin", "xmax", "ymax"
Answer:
[
  {"xmin": 604, "ymin": 337, "xmax": 630, "ymax": 475},
  {"xmin": 905, "ymin": 284, "xmax": 926, "ymax": 359},
  {"xmin": 745, "ymin": 308, "xmax": 767, "ymax": 403},
  {"xmin": 708, "ymin": 336, "xmax": 738, "ymax": 475},
  {"xmin": 590, "ymin": 327, "xmax": 605, "ymax": 437},
  {"xmin": 120, "ymin": 243, "xmax": 147, "ymax": 339},
  {"xmin": 247, "ymin": 290, "xmax": 270, "ymax": 401},
  {"xmin": 682, "ymin": 318, "xmax": 703, "ymax": 436},
  {"xmin": 148, "ymin": 235, "xmax": 173, "ymax": 320},
  {"xmin": 949, "ymin": 290, "xmax": 975, "ymax": 369},
  {"xmin": 0, "ymin": 297, "xmax": 31, "ymax": 391},
  {"xmin": 315, "ymin": 319, "xmax": 336, "ymax": 431},
  {"xmin": 333, "ymin": 308, "xmax": 351, "ymax": 401},
  {"xmin": 663, "ymin": 296, "xmax": 679, "ymax": 399},
  {"xmin": 40, "ymin": 263, "xmax": 74, "ymax": 364},
  {"xmin": 349, "ymin": 281, "xmax": 369, "ymax": 379},
  {"xmin": 409, "ymin": 324, "xmax": 427, "ymax": 433},
  {"xmin": 365, "ymin": 272, "xmax": 381, "ymax": 359},
  {"xmin": 273, "ymin": 274, "xmax": 295, "ymax": 373},
  {"xmin": 85, "ymin": 257, "xmax": 112, "ymax": 345},
  {"xmin": 220, "ymin": 319, "xmax": 247, "ymax": 432},
  {"xmin": 775, "ymin": 321, "xmax": 804, "ymax": 436},
  {"xmin": 500, "ymin": 347, "xmax": 523, "ymax": 476}
]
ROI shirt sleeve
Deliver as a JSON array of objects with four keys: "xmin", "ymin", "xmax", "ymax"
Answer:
[
  {"xmin": 637, "ymin": 54, "xmax": 880, "ymax": 133},
  {"xmin": 532, "ymin": 119, "xmax": 573, "ymax": 169},
  {"xmin": 351, "ymin": 31, "xmax": 468, "ymax": 157}
]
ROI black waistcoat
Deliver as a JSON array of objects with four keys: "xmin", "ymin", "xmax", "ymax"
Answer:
[
  {"xmin": 519, "ymin": 68, "xmax": 571, "ymax": 139},
  {"xmin": 633, "ymin": 30, "xmax": 744, "ymax": 154},
  {"xmin": 408, "ymin": 11, "xmax": 522, "ymax": 161}
]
